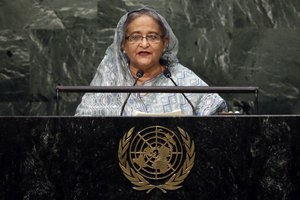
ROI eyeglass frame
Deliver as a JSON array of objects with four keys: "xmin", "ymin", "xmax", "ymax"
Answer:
[{"xmin": 125, "ymin": 33, "xmax": 164, "ymax": 44}]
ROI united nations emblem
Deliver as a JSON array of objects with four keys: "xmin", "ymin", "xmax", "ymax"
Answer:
[{"xmin": 118, "ymin": 126, "xmax": 195, "ymax": 193}]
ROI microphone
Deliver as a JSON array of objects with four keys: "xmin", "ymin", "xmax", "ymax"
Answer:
[
  {"xmin": 163, "ymin": 68, "xmax": 197, "ymax": 115},
  {"xmin": 120, "ymin": 69, "xmax": 144, "ymax": 116}
]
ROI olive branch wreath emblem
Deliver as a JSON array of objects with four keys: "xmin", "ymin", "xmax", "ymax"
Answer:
[{"xmin": 118, "ymin": 126, "xmax": 195, "ymax": 193}]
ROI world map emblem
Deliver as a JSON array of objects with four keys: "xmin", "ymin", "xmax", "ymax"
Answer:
[{"xmin": 118, "ymin": 126, "xmax": 195, "ymax": 193}]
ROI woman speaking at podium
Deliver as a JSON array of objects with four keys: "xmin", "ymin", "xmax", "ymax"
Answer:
[{"xmin": 75, "ymin": 7, "xmax": 227, "ymax": 116}]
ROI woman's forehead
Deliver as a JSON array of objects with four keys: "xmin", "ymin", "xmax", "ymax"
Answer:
[{"xmin": 125, "ymin": 15, "xmax": 162, "ymax": 34}]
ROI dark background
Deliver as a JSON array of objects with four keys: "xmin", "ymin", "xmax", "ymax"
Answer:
[{"xmin": 1, "ymin": 0, "xmax": 300, "ymax": 116}]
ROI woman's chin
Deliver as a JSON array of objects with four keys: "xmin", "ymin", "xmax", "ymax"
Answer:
[{"xmin": 134, "ymin": 62, "xmax": 154, "ymax": 70}]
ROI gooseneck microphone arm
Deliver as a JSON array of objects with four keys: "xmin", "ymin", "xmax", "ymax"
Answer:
[
  {"xmin": 120, "ymin": 70, "xmax": 144, "ymax": 116},
  {"xmin": 163, "ymin": 68, "xmax": 197, "ymax": 115}
]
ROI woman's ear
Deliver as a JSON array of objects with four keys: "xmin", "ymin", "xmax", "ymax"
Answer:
[
  {"xmin": 121, "ymin": 42, "xmax": 125, "ymax": 52},
  {"xmin": 163, "ymin": 37, "xmax": 169, "ymax": 50},
  {"xmin": 121, "ymin": 43, "xmax": 127, "ymax": 54}
]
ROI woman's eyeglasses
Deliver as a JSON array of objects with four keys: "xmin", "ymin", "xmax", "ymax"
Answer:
[{"xmin": 126, "ymin": 33, "xmax": 163, "ymax": 43}]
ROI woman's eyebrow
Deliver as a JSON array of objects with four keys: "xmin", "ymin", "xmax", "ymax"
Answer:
[
  {"xmin": 128, "ymin": 31, "xmax": 160, "ymax": 35},
  {"xmin": 127, "ymin": 31, "xmax": 142, "ymax": 35}
]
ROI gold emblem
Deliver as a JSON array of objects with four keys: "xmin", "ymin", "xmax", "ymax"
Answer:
[{"xmin": 118, "ymin": 126, "xmax": 195, "ymax": 193}]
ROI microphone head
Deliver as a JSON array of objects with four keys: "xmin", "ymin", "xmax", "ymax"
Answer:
[
  {"xmin": 163, "ymin": 68, "xmax": 171, "ymax": 78},
  {"xmin": 136, "ymin": 70, "xmax": 144, "ymax": 78}
]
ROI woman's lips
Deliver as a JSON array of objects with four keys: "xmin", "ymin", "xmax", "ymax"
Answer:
[{"xmin": 138, "ymin": 51, "xmax": 151, "ymax": 56}]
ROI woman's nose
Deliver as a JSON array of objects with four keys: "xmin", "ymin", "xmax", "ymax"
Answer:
[{"xmin": 140, "ymin": 37, "xmax": 150, "ymax": 47}]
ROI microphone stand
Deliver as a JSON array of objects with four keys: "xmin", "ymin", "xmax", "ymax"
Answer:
[
  {"xmin": 163, "ymin": 68, "xmax": 197, "ymax": 115},
  {"xmin": 120, "ymin": 70, "xmax": 144, "ymax": 116}
]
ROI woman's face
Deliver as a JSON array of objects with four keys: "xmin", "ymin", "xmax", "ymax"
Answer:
[{"xmin": 122, "ymin": 15, "xmax": 168, "ymax": 72}]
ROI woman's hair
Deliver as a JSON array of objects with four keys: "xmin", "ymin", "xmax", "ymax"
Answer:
[{"xmin": 123, "ymin": 8, "xmax": 167, "ymax": 39}]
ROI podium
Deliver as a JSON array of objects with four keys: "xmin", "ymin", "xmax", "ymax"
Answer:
[{"xmin": 0, "ymin": 116, "xmax": 299, "ymax": 199}]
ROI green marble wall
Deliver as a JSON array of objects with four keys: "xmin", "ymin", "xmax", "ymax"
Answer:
[{"xmin": 1, "ymin": 0, "xmax": 300, "ymax": 115}]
